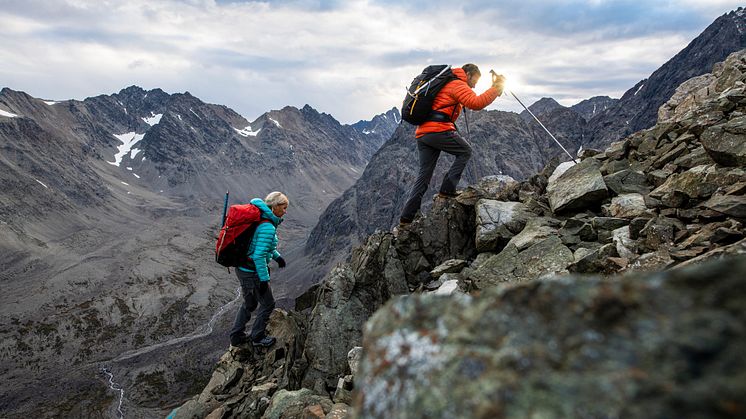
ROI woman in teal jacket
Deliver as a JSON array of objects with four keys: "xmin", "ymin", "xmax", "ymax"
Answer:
[{"xmin": 229, "ymin": 191, "xmax": 288, "ymax": 347}]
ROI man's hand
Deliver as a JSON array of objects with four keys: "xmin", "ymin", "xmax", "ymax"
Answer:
[
  {"xmin": 259, "ymin": 281, "xmax": 269, "ymax": 295},
  {"xmin": 492, "ymin": 74, "xmax": 506, "ymax": 94},
  {"xmin": 276, "ymin": 257, "xmax": 287, "ymax": 268}
]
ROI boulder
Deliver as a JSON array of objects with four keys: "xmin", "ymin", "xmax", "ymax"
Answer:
[
  {"xmin": 475, "ymin": 200, "xmax": 533, "ymax": 252},
  {"xmin": 559, "ymin": 218, "xmax": 596, "ymax": 245},
  {"xmin": 547, "ymin": 158, "xmax": 608, "ymax": 213},
  {"xmin": 568, "ymin": 243, "xmax": 620, "ymax": 274},
  {"xmin": 429, "ymin": 259, "xmax": 467, "ymax": 279},
  {"xmin": 649, "ymin": 165, "xmax": 746, "ymax": 207},
  {"xmin": 658, "ymin": 73, "xmax": 717, "ymax": 123},
  {"xmin": 673, "ymin": 146, "xmax": 715, "ymax": 169},
  {"xmin": 639, "ymin": 217, "xmax": 682, "ymax": 252},
  {"xmin": 355, "ymin": 257, "xmax": 746, "ymax": 419},
  {"xmin": 703, "ymin": 194, "xmax": 746, "ymax": 218},
  {"xmin": 326, "ymin": 403, "xmax": 351, "ymax": 419},
  {"xmin": 608, "ymin": 193, "xmax": 648, "ymax": 218},
  {"xmin": 433, "ymin": 279, "xmax": 462, "ymax": 295},
  {"xmin": 456, "ymin": 175, "xmax": 520, "ymax": 206},
  {"xmin": 592, "ymin": 217, "xmax": 629, "ymax": 231},
  {"xmin": 348, "ymin": 347, "xmax": 363, "ymax": 375},
  {"xmin": 263, "ymin": 389, "xmax": 333, "ymax": 419},
  {"xmin": 469, "ymin": 236, "xmax": 574, "ymax": 289},
  {"xmin": 701, "ymin": 116, "xmax": 746, "ymax": 167},
  {"xmin": 612, "ymin": 226, "xmax": 636, "ymax": 259},
  {"xmin": 505, "ymin": 217, "xmax": 559, "ymax": 251},
  {"xmin": 603, "ymin": 169, "xmax": 650, "ymax": 195},
  {"xmin": 629, "ymin": 250, "xmax": 674, "ymax": 272}
]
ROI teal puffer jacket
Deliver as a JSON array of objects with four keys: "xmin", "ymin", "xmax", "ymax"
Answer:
[{"xmin": 238, "ymin": 198, "xmax": 282, "ymax": 282}]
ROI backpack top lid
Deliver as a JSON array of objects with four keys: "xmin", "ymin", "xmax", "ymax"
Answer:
[
  {"xmin": 215, "ymin": 203, "xmax": 264, "ymax": 267},
  {"xmin": 401, "ymin": 65, "xmax": 457, "ymax": 125}
]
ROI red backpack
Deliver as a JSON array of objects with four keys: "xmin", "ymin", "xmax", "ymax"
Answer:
[{"xmin": 215, "ymin": 203, "xmax": 269, "ymax": 267}]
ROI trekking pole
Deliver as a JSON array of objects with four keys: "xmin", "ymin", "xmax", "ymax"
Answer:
[
  {"xmin": 491, "ymin": 70, "xmax": 577, "ymax": 164},
  {"xmin": 221, "ymin": 191, "xmax": 229, "ymax": 228}
]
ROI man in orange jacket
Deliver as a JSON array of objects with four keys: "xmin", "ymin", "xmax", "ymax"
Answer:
[{"xmin": 400, "ymin": 63, "xmax": 505, "ymax": 225}]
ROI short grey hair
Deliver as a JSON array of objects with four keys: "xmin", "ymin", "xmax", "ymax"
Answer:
[{"xmin": 265, "ymin": 191, "xmax": 289, "ymax": 207}]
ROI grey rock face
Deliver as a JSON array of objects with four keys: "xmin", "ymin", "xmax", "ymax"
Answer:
[
  {"xmin": 171, "ymin": 309, "xmax": 308, "ymax": 419},
  {"xmin": 603, "ymin": 169, "xmax": 650, "ymax": 195},
  {"xmin": 609, "ymin": 193, "xmax": 648, "ymax": 218},
  {"xmin": 570, "ymin": 96, "xmax": 619, "ymax": 121},
  {"xmin": 547, "ymin": 158, "xmax": 608, "ymax": 213},
  {"xmin": 649, "ymin": 164, "xmax": 745, "ymax": 207},
  {"xmin": 505, "ymin": 217, "xmax": 559, "ymax": 251},
  {"xmin": 263, "ymin": 388, "xmax": 333, "ymax": 419},
  {"xmin": 701, "ymin": 116, "xmax": 746, "ymax": 166},
  {"xmin": 703, "ymin": 194, "xmax": 746, "ymax": 218},
  {"xmin": 468, "ymin": 236, "xmax": 574, "ymax": 288},
  {"xmin": 455, "ymin": 175, "xmax": 519, "ymax": 206},
  {"xmin": 354, "ymin": 257, "xmax": 746, "ymax": 419},
  {"xmin": 429, "ymin": 259, "xmax": 468, "ymax": 279},
  {"xmin": 474, "ymin": 200, "xmax": 532, "ymax": 252},
  {"xmin": 302, "ymin": 233, "xmax": 408, "ymax": 390}
]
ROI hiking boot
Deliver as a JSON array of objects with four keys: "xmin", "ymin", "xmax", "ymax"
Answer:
[
  {"xmin": 230, "ymin": 335, "xmax": 251, "ymax": 347},
  {"xmin": 252, "ymin": 336, "xmax": 276, "ymax": 347},
  {"xmin": 437, "ymin": 191, "xmax": 460, "ymax": 199}
]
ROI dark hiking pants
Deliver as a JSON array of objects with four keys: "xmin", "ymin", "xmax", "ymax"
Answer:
[
  {"xmin": 229, "ymin": 269, "xmax": 275, "ymax": 343},
  {"xmin": 400, "ymin": 130, "xmax": 472, "ymax": 222}
]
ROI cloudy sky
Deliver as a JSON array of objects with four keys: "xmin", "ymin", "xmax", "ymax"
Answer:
[{"xmin": 0, "ymin": 1, "xmax": 743, "ymax": 123}]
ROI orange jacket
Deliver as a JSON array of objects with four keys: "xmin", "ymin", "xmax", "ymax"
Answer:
[{"xmin": 415, "ymin": 67, "xmax": 500, "ymax": 138}]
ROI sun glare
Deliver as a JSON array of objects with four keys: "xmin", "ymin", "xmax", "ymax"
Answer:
[{"xmin": 477, "ymin": 70, "xmax": 522, "ymax": 95}]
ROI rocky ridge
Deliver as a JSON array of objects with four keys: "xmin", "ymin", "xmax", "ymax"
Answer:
[{"xmin": 169, "ymin": 49, "xmax": 746, "ymax": 419}]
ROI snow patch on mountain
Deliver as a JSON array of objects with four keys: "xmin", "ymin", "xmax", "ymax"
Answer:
[
  {"xmin": 43, "ymin": 100, "xmax": 59, "ymax": 105},
  {"xmin": 0, "ymin": 109, "xmax": 18, "ymax": 118},
  {"xmin": 234, "ymin": 125, "xmax": 261, "ymax": 137},
  {"xmin": 142, "ymin": 112, "xmax": 163, "ymax": 126},
  {"xmin": 34, "ymin": 179, "xmax": 48, "ymax": 188},
  {"xmin": 108, "ymin": 132, "xmax": 145, "ymax": 167},
  {"xmin": 269, "ymin": 117, "xmax": 282, "ymax": 128}
]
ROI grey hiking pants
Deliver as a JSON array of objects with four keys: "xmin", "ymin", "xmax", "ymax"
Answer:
[
  {"xmin": 230, "ymin": 269, "xmax": 275, "ymax": 342},
  {"xmin": 400, "ymin": 130, "xmax": 472, "ymax": 222}
]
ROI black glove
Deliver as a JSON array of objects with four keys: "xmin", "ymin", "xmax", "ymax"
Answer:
[
  {"xmin": 259, "ymin": 281, "xmax": 269, "ymax": 295},
  {"xmin": 276, "ymin": 256, "xmax": 287, "ymax": 268}
]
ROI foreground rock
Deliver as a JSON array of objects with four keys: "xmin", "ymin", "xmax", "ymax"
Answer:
[
  {"xmin": 355, "ymin": 256, "xmax": 746, "ymax": 418},
  {"xmin": 169, "ymin": 310, "xmax": 309, "ymax": 419}
]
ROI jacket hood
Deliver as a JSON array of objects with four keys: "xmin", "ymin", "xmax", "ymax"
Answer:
[
  {"xmin": 452, "ymin": 67, "xmax": 468, "ymax": 82},
  {"xmin": 250, "ymin": 198, "xmax": 282, "ymax": 225}
]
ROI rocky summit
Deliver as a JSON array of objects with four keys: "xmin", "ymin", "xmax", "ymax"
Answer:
[{"xmin": 169, "ymin": 50, "xmax": 746, "ymax": 418}]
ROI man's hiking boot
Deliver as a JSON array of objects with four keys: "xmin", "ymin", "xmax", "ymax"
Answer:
[
  {"xmin": 230, "ymin": 335, "xmax": 251, "ymax": 347},
  {"xmin": 252, "ymin": 336, "xmax": 276, "ymax": 347},
  {"xmin": 437, "ymin": 191, "xmax": 460, "ymax": 199}
]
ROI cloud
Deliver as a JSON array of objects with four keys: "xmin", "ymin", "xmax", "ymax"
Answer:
[{"xmin": 0, "ymin": 0, "xmax": 742, "ymax": 122}]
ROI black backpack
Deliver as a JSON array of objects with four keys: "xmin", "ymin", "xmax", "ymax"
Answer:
[{"xmin": 401, "ymin": 65, "xmax": 457, "ymax": 125}]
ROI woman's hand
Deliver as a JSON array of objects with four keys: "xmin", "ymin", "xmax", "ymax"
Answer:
[{"xmin": 276, "ymin": 257, "xmax": 287, "ymax": 268}]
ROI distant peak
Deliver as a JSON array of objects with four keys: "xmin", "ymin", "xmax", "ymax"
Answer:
[{"xmin": 119, "ymin": 85, "xmax": 146, "ymax": 95}]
